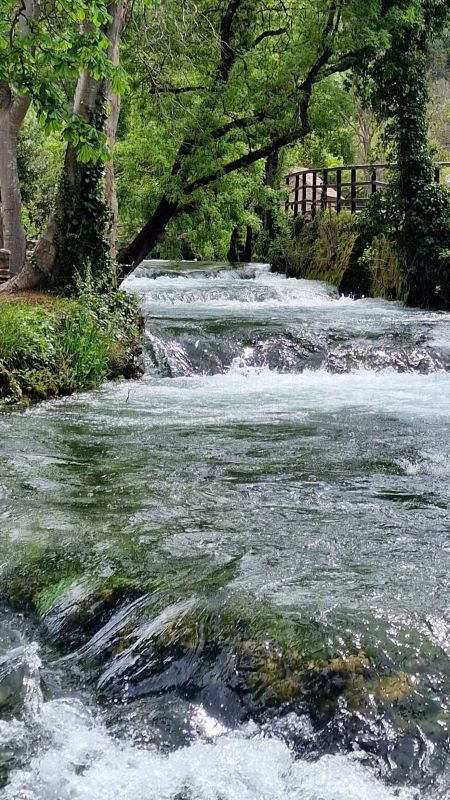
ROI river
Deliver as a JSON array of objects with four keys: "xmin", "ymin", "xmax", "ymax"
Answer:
[{"xmin": 1, "ymin": 261, "xmax": 450, "ymax": 799}]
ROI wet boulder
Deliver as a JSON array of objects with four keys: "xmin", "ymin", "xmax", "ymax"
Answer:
[
  {"xmin": 0, "ymin": 647, "xmax": 33, "ymax": 712},
  {"xmin": 38, "ymin": 577, "xmax": 138, "ymax": 650}
]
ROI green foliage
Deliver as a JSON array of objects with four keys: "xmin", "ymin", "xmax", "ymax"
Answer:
[
  {"xmin": 116, "ymin": 0, "xmax": 413, "ymax": 263},
  {"xmin": 0, "ymin": 304, "xmax": 59, "ymax": 371},
  {"xmin": 271, "ymin": 211, "xmax": 361, "ymax": 284},
  {"xmin": 270, "ymin": 211, "xmax": 405, "ymax": 301},
  {"xmin": 361, "ymin": 235, "xmax": 406, "ymax": 301},
  {"xmin": 361, "ymin": 0, "xmax": 450, "ymax": 309},
  {"xmin": 0, "ymin": 291, "xmax": 142, "ymax": 407},
  {"xmin": 0, "ymin": 1, "xmax": 126, "ymax": 164},
  {"xmin": 17, "ymin": 113, "xmax": 66, "ymax": 240},
  {"xmin": 59, "ymin": 303, "xmax": 109, "ymax": 392}
]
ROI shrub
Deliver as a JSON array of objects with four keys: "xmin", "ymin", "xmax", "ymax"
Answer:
[
  {"xmin": 0, "ymin": 291, "xmax": 143, "ymax": 407},
  {"xmin": 0, "ymin": 304, "xmax": 58, "ymax": 371}
]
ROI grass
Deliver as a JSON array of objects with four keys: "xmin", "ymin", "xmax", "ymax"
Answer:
[{"xmin": 0, "ymin": 290, "xmax": 143, "ymax": 407}]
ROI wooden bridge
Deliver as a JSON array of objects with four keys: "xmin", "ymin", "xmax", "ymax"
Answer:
[{"xmin": 285, "ymin": 162, "xmax": 450, "ymax": 218}]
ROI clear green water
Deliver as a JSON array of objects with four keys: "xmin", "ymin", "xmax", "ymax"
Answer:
[{"xmin": 1, "ymin": 262, "xmax": 450, "ymax": 799}]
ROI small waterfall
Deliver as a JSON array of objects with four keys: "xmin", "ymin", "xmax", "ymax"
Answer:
[{"xmin": 1, "ymin": 260, "xmax": 450, "ymax": 798}]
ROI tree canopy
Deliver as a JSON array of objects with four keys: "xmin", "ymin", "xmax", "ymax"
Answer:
[{"xmin": 0, "ymin": 0, "xmax": 450, "ymax": 306}]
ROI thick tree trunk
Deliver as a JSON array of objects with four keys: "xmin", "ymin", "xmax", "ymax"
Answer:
[
  {"xmin": 2, "ymin": 2, "xmax": 126, "ymax": 293},
  {"xmin": 0, "ymin": 87, "xmax": 30, "ymax": 276},
  {"xmin": 242, "ymin": 225, "xmax": 253, "ymax": 262},
  {"xmin": 105, "ymin": 90, "xmax": 121, "ymax": 257},
  {"xmin": 117, "ymin": 196, "xmax": 180, "ymax": 276},
  {"xmin": 105, "ymin": 2, "xmax": 126, "ymax": 257},
  {"xmin": 0, "ymin": 196, "xmax": 4, "ymax": 249},
  {"xmin": 31, "ymin": 62, "xmax": 102, "ymax": 283},
  {"xmin": 227, "ymin": 227, "xmax": 239, "ymax": 263},
  {"xmin": 0, "ymin": 1, "xmax": 35, "ymax": 283}
]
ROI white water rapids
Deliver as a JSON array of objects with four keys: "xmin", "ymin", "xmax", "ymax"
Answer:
[{"xmin": 1, "ymin": 261, "xmax": 450, "ymax": 799}]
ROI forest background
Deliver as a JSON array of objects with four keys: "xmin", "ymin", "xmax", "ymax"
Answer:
[{"xmin": 1, "ymin": 1, "xmax": 450, "ymax": 296}]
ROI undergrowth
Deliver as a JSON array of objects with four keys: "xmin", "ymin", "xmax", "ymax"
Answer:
[{"xmin": 0, "ymin": 290, "xmax": 143, "ymax": 407}]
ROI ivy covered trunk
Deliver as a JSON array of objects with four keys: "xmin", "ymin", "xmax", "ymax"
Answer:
[
  {"xmin": 5, "ymin": 1, "xmax": 127, "ymax": 294},
  {"xmin": 369, "ymin": 3, "xmax": 450, "ymax": 310},
  {"xmin": 390, "ymin": 39, "xmax": 450, "ymax": 308}
]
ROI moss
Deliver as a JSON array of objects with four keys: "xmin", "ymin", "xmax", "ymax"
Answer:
[
  {"xmin": 34, "ymin": 575, "xmax": 81, "ymax": 616},
  {"xmin": 18, "ymin": 368, "xmax": 59, "ymax": 400},
  {"xmin": 0, "ymin": 363, "xmax": 22, "ymax": 403},
  {"xmin": 2, "ymin": 546, "xmax": 85, "ymax": 609},
  {"xmin": 271, "ymin": 212, "xmax": 406, "ymax": 302},
  {"xmin": 0, "ymin": 290, "xmax": 143, "ymax": 409},
  {"xmin": 366, "ymin": 235, "xmax": 407, "ymax": 301},
  {"xmin": 325, "ymin": 652, "xmax": 371, "ymax": 675},
  {"xmin": 372, "ymin": 672, "xmax": 411, "ymax": 702}
]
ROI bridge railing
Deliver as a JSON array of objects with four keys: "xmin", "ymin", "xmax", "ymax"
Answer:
[{"xmin": 284, "ymin": 163, "xmax": 450, "ymax": 218}]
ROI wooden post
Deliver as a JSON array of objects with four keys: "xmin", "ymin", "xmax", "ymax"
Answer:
[
  {"xmin": 351, "ymin": 167, "xmax": 357, "ymax": 213},
  {"xmin": 293, "ymin": 173, "xmax": 300, "ymax": 218},
  {"xmin": 371, "ymin": 168, "xmax": 377, "ymax": 196},
  {"xmin": 0, "ymin": 249, "xmax": 10, "ymax": 284},
  {"xmin": 312, "ymin": 172, "xmax": 317, "ymax": 218},
  {"xmin": 285, "ymin": 175, "xmax": 290, "ymax": 212},
  {"xmin": 321, "ymin": 169, "xmax": 329, "ymax": 212},
  {"xmin": 434, "ymin": 166, "xmax": 440, "ymax": 184},
  {"xmin": 336, "ymin": 169, "xmax": 342, "ymax": 213},
  {"xmin": 302, "ymin": 172, "xmax": 307, "ymax": 216}
]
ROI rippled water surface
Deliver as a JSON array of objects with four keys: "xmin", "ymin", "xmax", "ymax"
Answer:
[{"xmin": 1, "ymin": 262, "xmax": 450, "ymax": 799}]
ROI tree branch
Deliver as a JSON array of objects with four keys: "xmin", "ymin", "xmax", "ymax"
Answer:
[
  {"xmin": 183, "ymin": 127, "xmax": 305, "ymax": 197},
  {"xmin": 147, "ymin": 83, "xmax": 207, "ymax": 95},
  {"xmin": 252, "ymin": 28, "xmax": 287, "ymax": 48},
  {"xmin": 218, "ymin": 0, "xmax": 243, "ymax": 82}
]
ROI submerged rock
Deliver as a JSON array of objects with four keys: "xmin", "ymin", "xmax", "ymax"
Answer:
[{"xmin": 0, "ymin": 646, "xmax": 39, "ymax": 712}]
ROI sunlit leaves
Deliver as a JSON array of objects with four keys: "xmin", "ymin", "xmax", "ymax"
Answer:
[{"xmin": 0, "ymin": 0, "xmax": 125, "ymax": 162}]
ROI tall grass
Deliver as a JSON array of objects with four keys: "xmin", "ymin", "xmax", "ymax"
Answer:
[
  {"xmin": 59, "ymin": 305, "xmax": 109, "ymax": 392},
  {"xmin": 0, "ymin": 304, "xmax": 58, "ymax": 370}
]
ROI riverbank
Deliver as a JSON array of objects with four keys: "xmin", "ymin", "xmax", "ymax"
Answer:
[
  {"xmin": 270, "ymin": 212, "xmax": 408, "ymax": 303},
  {"xmin": 0, "ymin": 290, "xmax": 144, "ymax": 408}
]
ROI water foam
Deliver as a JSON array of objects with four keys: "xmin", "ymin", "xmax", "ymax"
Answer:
[
  {"xmin": 3, "ymin": 698, "xmax": 417, "ymax": 800},
  {"xmin": 82, "ymin": 365, "xmax": 450, "ymax": 428}
]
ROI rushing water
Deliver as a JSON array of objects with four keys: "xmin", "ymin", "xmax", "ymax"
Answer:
[{"xmin": 1, "ymin": 261, "xmax": 450, "ymax": 799}]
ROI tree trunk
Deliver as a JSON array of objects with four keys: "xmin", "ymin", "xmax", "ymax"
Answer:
[
  {"xmin": 2, "ymin": 1, "xmax": 126, "ymax": 293},
  {"xmin": 105, "ymin": 2, "xmax": 127, "ymax": 258},
  {"xmin": 0, "ymin": 91, "xmax": 31, "ymax": 277},
  {"xmin": 0, "ymin": 2, "xmax": 36, "ymax": 281},
  {"xmin": 117, "ymin": 196, "xmax": 180, "ymax": 276},
  {"xmin": 105, "ymin": 90, "xmax": 121, "ymax": 257},
  {"xmin": 0, "ymin": 195, "xmax": 4, "ymax": 249},
  {"xmin": 0, "ymin": 87, "xmax": 31, "ymax": 275},
  {"xmin": 227, "ymin": 227, "xmax": 239, "ymax": 263},
  {"xmin": 242, "ymin": 225, "xmax": 253, "ymax": 262},
  {"xmin": 262, "ymin": 149, "xmax": 280, "ymax": 242}
]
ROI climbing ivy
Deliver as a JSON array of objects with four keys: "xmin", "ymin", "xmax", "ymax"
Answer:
[
  {"xmin": 361, "ymin": 1, "xmax": 450, "ymax": 309},
  {"xmin": 54, "ymin": 110, "xmax": 113, "ymax": 295}
]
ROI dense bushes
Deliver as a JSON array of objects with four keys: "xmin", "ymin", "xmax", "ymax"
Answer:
[{"xmin": 0, "ymin": 291, "xmax": 143, "ymax": 407}]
